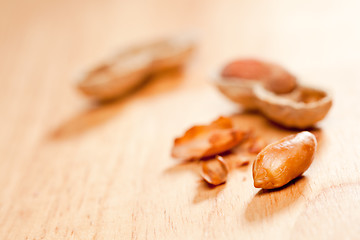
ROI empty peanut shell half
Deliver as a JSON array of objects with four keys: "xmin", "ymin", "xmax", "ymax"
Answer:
[
  {"xmin": 171, "ymin": 117, "xmax": 246, "ymax": 161},
  {"xmin": 254, "ymin": 84, "xmax": 332, "ymax": 128},
  {"xmin": 77, "ymin": 36, "xmax": 195, "ymax": 101},
  {"xmin": 201, "ymin": 156, "xmax": 229, "ymax": 186}
]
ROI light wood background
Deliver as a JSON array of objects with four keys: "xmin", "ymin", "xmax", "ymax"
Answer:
[{"xmin": 1, "ymin": 0, "xmax": 360, "ymax": 239}]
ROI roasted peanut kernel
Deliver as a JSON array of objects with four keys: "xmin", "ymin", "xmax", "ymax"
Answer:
[
  {"xmin": 221, "ymin": 59, "xmax": 270, "ymax": 80},
  {"xmin": 252, "ymin": 131, "xmax": 316, "ymax": 189},
  {"xmin": 264, "ymin": 63, "xmax": 297, "ymax": 94},
  {"xmin": 221, "ymin": 59, "xmax": 297, "ymax": 94},
  {"xmin": 201, "ymin": 156, "xmax": 229, "ymax": 186},
  {"xmin": 216, "ymin": 58, "xmax": 300, "ymax": 111}
]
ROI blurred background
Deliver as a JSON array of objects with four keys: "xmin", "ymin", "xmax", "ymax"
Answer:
[
  {"xmin": 1, "ymin": 0, "xmax": 359, "ymax": 136},
  {"xmin": 1, "ymin": 0, "xmax": 360, "ymax": 95},
  {"xmin": 1, "ymin": 0, "xmax": 360, "ymax": 239}
]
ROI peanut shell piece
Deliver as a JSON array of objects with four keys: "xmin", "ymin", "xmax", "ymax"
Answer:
[
  {"xmin": 220, "ymin": 132, "xmax": 265, "ymax": 169},
  {"xmin": 253, "ymin": 131, "xmax": 317, "ymax": 189},
  {"xmin": 77, "ymin": 36, "xmax": 195, "ymax": 101},
  {"xmin": 254, "ymin": 84, "xmax": 332, "ymax": 128},
  {"xmin": 171, "ymin": 117, "xmax": 246, "ymax": 161},
  {"xmin": 77, "ymin": 52, "xmax": 151, "ymax": 101},
  {"xmin": 201, "ymin": 156, "xmax": 229, "ymax": 186},
  {"xmin": 214, "ymin": 78, "xmax": 260, "ymax": 110}
]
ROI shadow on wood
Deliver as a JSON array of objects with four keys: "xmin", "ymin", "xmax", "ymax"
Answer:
[
  {"xmin": 291, "ymin": 182, "xmax": 360, "ymax": 239},
  {"xmin": 50, "ymin": 99, "xmax": 128, "ymax": 139},
  {"xmin": 49, "ymin": 68, "xmax": 185, "ymax": 139},
  {"xmin": 163, "ymin": 160, "xmax": 200, "ymax": 176},
  {"xmin": 193, "ymin": 180, "xmax": 226, "ymax": 204},
  {"xmin": 164, "ymin": 160, "xmax": 226, "ymax": 204},
  {"xmin": 244, "ymin": 176, "xmax": 308, "ymax": 222}
]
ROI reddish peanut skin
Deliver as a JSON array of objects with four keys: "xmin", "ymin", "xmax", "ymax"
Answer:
[
  {"xmin": 221, "ymin": 59, "xmax": 297, "ymax": 94},
  {"xmin": 201, "ymin": 156, "xmax": 229, "ymax": 186},
  {"xmin": 252, "ymin": 131, "xmax": 317, "ymax": 189},
  {"xmin": 221, "ymin": 59, "xmax": 270, "ymax": 80},
  {"xmin": 264, "ymin": 63, "xmax": 297, "ymax": 94}
]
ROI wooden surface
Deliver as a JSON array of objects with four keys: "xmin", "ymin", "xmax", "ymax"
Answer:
[{"xmin": 1, "ymin": 0, "xmax": 360, "ymax": 239}]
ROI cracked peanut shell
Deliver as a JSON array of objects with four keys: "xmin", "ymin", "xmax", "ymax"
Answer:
[{"xmin": 77, "ymin": 36, "xmax": 195, "ymax": 101}]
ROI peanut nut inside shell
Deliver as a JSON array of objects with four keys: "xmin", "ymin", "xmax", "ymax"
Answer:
[{"xmin": 215, "ymin": 59, "xmax": 297, "ymax": 110}]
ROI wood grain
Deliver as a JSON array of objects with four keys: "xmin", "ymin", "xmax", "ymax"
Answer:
[{"xmin": 0, "ymin": 0, "xmax": 360, "ymax": 239}]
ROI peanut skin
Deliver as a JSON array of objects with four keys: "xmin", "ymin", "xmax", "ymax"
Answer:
[
  {"xmin": 263, "ymin": 63, "xmax": 297, "ymax": 94},
  {"xmin": 221, "ymin": 59, "xmax": 270, "ymax": 80},
  {"xmin": 221, "ymin": 59, "xmax": 297, "ymax": 94},
  {"xmin": 201, "ymin": 156, "xmax": 229, "ymax": 186},
  {"xmin": 252, "ymin": 131, "xmax": 316, "ymax": 189}
]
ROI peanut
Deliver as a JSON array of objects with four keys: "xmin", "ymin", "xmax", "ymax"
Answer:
[
  {"xmin": 264, "ymin": 63, "xmax": 297, "ymax": 94},
  {"xmin": 221, "ymin": 59, "xmax": 297, "ymax": 94},
  {"xmin": 221, "ymin": 59, "xmax": 270, "ymax": 81},
  {"xmin": 252, "ymin": 131, "xmax": 316, "ymax": 189},
  {"xmin": 201, "ymin": 156, "xmax": 229, "ymax": 186}
]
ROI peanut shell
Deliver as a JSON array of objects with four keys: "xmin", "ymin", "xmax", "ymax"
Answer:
[
  {"xmin": 77, "ymin": 36, "xmax": 195, "ymax": 101},
  {"xmin": 254, "ymin": 85, "xmax": 332, "ymax": 128}
]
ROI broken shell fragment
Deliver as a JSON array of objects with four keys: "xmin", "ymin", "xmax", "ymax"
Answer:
[
  {"xmin": 253, "ymin": 131, "xmax": 317, "ymax": 189},
  {"xmin": 223, "ymin": 152, "xmax": 253, "ymax": 169},
  {"xmin": 254, "ymin": 84, "xmax": 332, "ymax": 128},
  {"xmin": 219, "ymin": 132, "xmax": 263, "ymax": 169},
  {"xmin": 171, "ymin": 117, "xmax": 246, "ymax": 161},
  {"xmin": 201, "ymin": 156, "xmax": 229, "ymax": 186},
  {"xmin": 77, "ymin": 36, "xmax": 195, "ymax": 101}
]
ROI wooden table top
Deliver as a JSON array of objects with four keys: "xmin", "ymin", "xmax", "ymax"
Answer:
[{"xmin": 1, "ymin": 0, "xmax": 360, "ymax": 239}]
